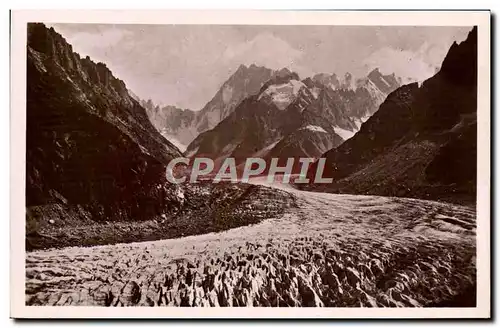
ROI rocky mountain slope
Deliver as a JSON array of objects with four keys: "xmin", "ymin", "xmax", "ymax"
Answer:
[
  {"xmin": 312, "ymin": 69, "xmax": 401, "ymax": 119},
  {"xmin": 139, "ymin": 100, "xmax": 195, "ymax": 152},
  {"xmin": 303, "ymin": 27, "xmax": 478, "ymax": 204},
  {"xmin": 195, "ymin": 64, "xmax": 276, "ymax": 132},
  {"xmin": 27, "ymin": 23, "xmax": 182, "ymax": 215},
  {"xmin": 26, "ymin": 24, "xmax": 293, "ymax": 250},
  {"xmin": 141, "ymin": 65, "xmax": 400, "ymax": 155},
  {"xmin": 139, "ymin": 64, "xmax": 275, "ymax": 149},
  {"xmin": 185, "ymin": 68, "xmax": 400, "ymax": 173}
]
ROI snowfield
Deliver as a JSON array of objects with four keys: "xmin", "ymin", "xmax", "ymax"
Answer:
[
  {"xmin": 258, "ymin": 80, "xmax": 306, "ymax": 110},
  {"xmin": 26, "ymin": 180, "xmax": 476, "ymax": 307},
  {"xmin": 301, "ymin": 125, "xmax": 328, "ymax": 133}
]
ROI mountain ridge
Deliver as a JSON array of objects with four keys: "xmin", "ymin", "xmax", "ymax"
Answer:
[
  {"xmin": 184, "ymin": 66, "xmax": 401, "ymax": 173},
  {"xmin": 142, "ymin": 65, "xmax": 401, "ymax": 153}
]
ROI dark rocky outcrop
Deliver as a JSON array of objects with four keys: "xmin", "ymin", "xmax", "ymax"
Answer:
[{"xmin": 27, "ymin": 23, "xmax": 183, "ymax": 220}]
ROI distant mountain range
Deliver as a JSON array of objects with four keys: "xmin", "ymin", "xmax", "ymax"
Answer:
[
  {"xmin": 183, "ymin": 66, "xmax": 401, "ymax": 172},
  {"xmin": 133, "ymin": 98, "xmax": 195, "ymax": 152},
  {"xmin": 136, "ymin": 65, "xmax": 401, "ymax": 154},
  {"xmin": 303, "ymin": 26, "xmax": 478, "ymax": 204},
  {"xmin": 134, "ymin": 64, "xmax": 276, "ymax": 150}
]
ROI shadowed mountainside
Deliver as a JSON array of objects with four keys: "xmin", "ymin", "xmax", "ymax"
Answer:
[
  {"xmin": 27, "ymin": 23, "xmax": 182, "ymax": 218},
  {"xmin": 303, "ymin": 26, "xmax": 478, "ymax": 205}
]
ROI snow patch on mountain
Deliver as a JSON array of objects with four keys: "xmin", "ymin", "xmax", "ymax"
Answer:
[
  {"xmin": 333, "ymin": 126, "xmax": 357, "ymax": 140},
  {"xmin": 266, "ymin": 140, "xmax": 281, "ymax": 150},
  {"xmin": 311, "ymin": 87, "xmax": 321, "ymax": 99},
  {"xmin": 259, "ymin": 80, "xmax": 306, "ymax": 110},
  {"xmin": 301, "ymin": 125, "xmax": 327, "ymax": 133}
]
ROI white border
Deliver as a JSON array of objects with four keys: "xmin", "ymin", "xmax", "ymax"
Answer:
[{"xmin": 10, "ymin": 10, "xmax": 491, "ymax": 319}]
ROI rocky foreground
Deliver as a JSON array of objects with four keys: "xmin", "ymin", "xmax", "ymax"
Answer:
[
  {"xmin": 26, "ymin": 182, "xmax": 293, "ymax": 251},
  {"xmin": 26, "ymin": 182, "xmax": 476, "ymax": 307}
]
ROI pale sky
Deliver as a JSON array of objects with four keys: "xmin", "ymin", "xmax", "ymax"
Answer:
[{"xmin": 49, "ymin": 24, "xmax": 471, "ymax": 110}]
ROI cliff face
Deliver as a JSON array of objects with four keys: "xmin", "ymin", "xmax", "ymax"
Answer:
[
  {"xmin": 304, "ymin": 27, "xmax": 478, "ymax": 204},
  {"xmin": 26, "ymin": 23, "xmax": 183, "ymax": 222},
  {"xmin": 194, "ymin": 64, "xmax": 275, "ymax": 133}
]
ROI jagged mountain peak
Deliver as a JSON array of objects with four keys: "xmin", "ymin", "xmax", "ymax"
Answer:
[
  {"xmin": 439, "ymin": 26, "xmax": 477, "ymax": 85},
  {"xmin": 258, "ymin": 79, "xmax": 308, "ymax": 111},
  {"xmin": 259, "ymin": 69, "xmax": 301, "ymax": 94},
  {"xmin": 26, "ymin": 23, "xmax": 184, "ymax": 226},
  {"xmin": 367, "ymin": 67, "xmax": 382, "ymax": 76},
  {"xmin": 29, "ymin": 23, "xmax": 130, "ymax": 99},
  {"xmin": 145, "ymin": 62, "xmax": 276, "ymax": 147},
  {"xmin": 185, "ymin": 63, "xmax": 402, "ymax": 168},
  {"xmin": 232, "ymin": 63, "xmax": 273, "ymax": 77},
  {"xmin": 311, "ymin": 71, "xmax": 358, "ymax": 91},
  {"xmin": 311, "ymin": 73, "xmax": 340, "ymax": 90},
  {"xmin": 351, "ymin": 67, "xmax": 401, "ymax": 97},
  {"xmin": 274, "ymin": 67, "xmax": 295, "ymax": 78},
  {"xmin": 236, "ymin": 63, "xmax": 247, "ymax": 71}
]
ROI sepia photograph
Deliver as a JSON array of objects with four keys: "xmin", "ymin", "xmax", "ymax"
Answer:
[{"xmin": 10, "ymin": 10, "xmax": 490, "ymax": 318}]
